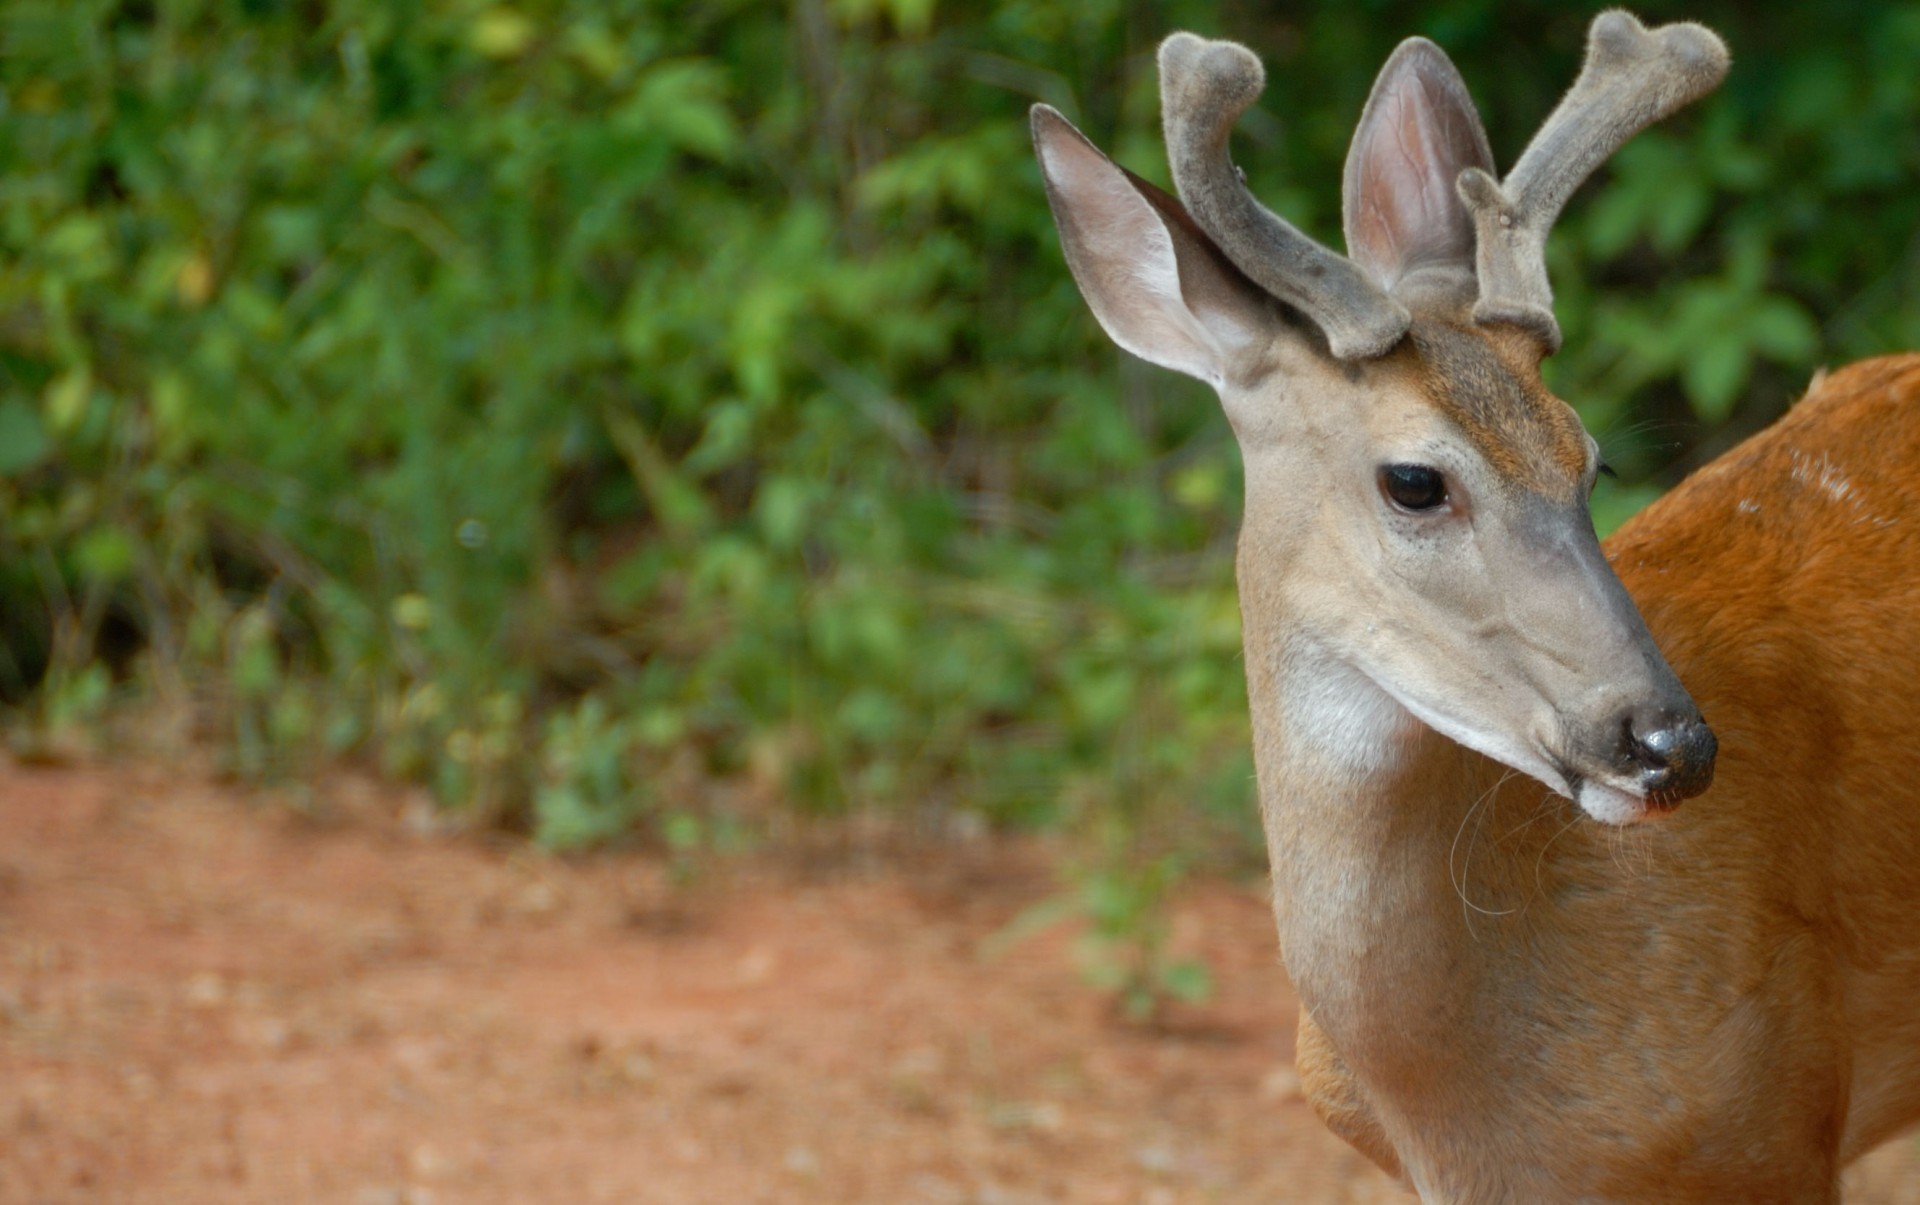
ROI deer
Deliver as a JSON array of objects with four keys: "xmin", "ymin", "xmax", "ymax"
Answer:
[{"xmin": 1032, "ymin": 10, "xmax": 1920, "ymax": 1202}]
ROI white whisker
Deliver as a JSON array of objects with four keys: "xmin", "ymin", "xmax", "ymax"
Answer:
[{"xmin": 1450, "ymin": 769, "xmax": 1522, "ymax": 935}]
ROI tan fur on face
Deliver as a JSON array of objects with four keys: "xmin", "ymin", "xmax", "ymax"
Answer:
[{"xmin": 1407, "ymin": 321, "xmax": 1591, "ymax": 498}]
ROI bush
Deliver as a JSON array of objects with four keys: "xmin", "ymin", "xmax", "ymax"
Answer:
[{"xmin": 2, "ymin": 0, "xmax": 1917, "ymax": 874}]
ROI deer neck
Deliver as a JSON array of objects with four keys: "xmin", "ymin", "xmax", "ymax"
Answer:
[{"xmin": 1242, "ymin": 608, "xmax": 1534, "ymax": 1079}]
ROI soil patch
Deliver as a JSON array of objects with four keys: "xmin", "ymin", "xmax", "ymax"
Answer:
[{"xmin": 0, "ymin": 760, "xmax": 1914, "ymax": 1203}]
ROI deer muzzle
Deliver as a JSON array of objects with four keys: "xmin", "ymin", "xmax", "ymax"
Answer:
[{"xmin": 1623, "ymin": 707, "xmax": 1718, "ymax": 806}]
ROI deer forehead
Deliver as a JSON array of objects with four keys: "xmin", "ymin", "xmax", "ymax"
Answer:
[{"xmin": 1398, "ymin": 320, "xmax": 1591, "ymax": 500}]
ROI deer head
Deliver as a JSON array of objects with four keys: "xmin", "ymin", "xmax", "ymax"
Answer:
[{"xmin": 1032, "ymin": 12, "xmax": 1728, "ymax": 823}]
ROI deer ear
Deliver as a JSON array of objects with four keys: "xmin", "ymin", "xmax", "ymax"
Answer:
[
  {"xmin": 1342, "ymin": 39, "xmax": 1493, "ymax": 297},
  {"xmin": 1033, "ymin": 105, "xmax": 1276, "ymax": 389}
]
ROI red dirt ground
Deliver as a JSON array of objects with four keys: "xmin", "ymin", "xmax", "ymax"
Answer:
[{"xmin": 2, "ymin": 759, "xmax": 1918, "ymax": 1204}]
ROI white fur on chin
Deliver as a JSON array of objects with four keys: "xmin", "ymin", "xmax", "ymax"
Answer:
[{"xmin": 1576, "ymin": 779, "xmax": 1652, "ymax": 826}]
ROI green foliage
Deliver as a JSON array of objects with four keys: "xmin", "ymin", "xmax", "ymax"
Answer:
[
  {"xmin": 984, "ymin": 849, "xmax": 1213, "ymax": 1024},
  {"xmin": 534, "ymin": 695, "xmax": 648, "ymax": 850},
  {"xmin": 2, "ymin": 2, "xmax": 1918, "ymax": 948},
  {"xmin": 1071, "ymin": 853, "xmax": 1215, "ymax": 1023}
]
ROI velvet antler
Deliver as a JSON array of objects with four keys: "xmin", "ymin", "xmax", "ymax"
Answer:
[
  {"xmin": 1158, "ymin": 33, "xmax": 1412, "ymax": 361},
  {"xmin": 1457, "ymin": 11, "xmax": 1729, "ymax": 353}
]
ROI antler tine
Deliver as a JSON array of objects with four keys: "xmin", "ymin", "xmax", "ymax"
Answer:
[
  {"xmin": 1459, "ymin": 11, "xmax": 1729, "ymax": 354},
  {"xmin": 1158, "ymin": 33, "xmax": 1411, "ymax": 362}
]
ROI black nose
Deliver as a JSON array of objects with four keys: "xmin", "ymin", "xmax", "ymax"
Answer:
[{"xmin": 1623, "ymin": 709, "xmax": 1718, "ymax": 804}]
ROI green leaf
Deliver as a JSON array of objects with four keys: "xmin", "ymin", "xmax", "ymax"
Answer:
[
  {"xmin": 753, "ymin": 475, "xmax": 811, "ymax": 552},
  {"xmin": 1158, "ymin": 960, "xmax": 1214, "ymax": 1004},
  {"xmin": 1591, "ymin": 479, "xmax": 1664, "ymax": 540},
  {"xmin": 533, "ymin": 785, "xmax": 599, "ymax": 849},
  {"xmin": 1169, "ymin": 463, "xmax": 1226, "ymax": 511},
  {"xmin": 620, "ymin": 60, "xmax": 739, "ymax": 162},
  {"xmin": 683, "ymin": 400, "xmax": 755, "ymax": 476},
  {"xmin": 471, "ymin": 7, "xmax": 536, "ymax": 58},
  {"xmin": 391, "ymin": 593, "xmax": 434, "ymax": 631},
  {"xmin": 1649, "ymin": 177, "xmax": 1711, "ymax": 255},
  {"xmin": 564, "ymin": 20, "xmax": 628, "ymax": 81},
  {"xmin": 662, "ymin": 811, "xmax": 702, "ymax": 852},
  {"xmin": 1747, "ymin": 296, "xmax": 1820, "ymax": 361},
  {"xmin": 73, "ymin": 527, "xmax": 135, "ymax": 583},
  {"xmin": 0, "ymin": 400, "xmax": 51, "ymax": 476},
  {"xmin": 977, "ymin": 894, "xmax": 1077, "ymax": 962},
  {"xmin": 1682, "ymin": 336, "xmax": 1751, "ymax": 422},
  {"xmin": 43, "ymin": 369, "xmax": 91, "ymax": 436}
]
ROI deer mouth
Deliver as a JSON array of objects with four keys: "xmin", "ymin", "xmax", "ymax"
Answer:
[{"xmin": 1568, "ymin": 775, "xmax": 1670, "ymax": 826}]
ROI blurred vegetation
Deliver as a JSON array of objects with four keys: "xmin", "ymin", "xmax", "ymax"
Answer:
[{"xmin": 3, "ymin": 0, "xmax": 1919, "ymax": 996}]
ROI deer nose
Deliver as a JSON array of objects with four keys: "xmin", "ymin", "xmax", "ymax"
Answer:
[{"xmin": 1623, "ymin": 709, "xmax": 1717, "ymax": 803}]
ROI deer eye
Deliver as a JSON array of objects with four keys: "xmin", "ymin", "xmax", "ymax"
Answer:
[{"xmin": 1380, "ymin": 464, "xmax": 1449, "ymax": 513}]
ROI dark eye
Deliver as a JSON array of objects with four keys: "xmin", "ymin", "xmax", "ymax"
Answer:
[{"xmin": 1380, "ymin": 463, "xmax": 1449, "ymax": 512}]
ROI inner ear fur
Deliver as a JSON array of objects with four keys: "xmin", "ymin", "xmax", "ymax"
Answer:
[
  {"xmin": 1342, "ymin": 38, "xmax": 1493, "ymax": 304},
  {"xmin": 1032, "ymin": 104, "xmax": 1278, "ymax": 388}
]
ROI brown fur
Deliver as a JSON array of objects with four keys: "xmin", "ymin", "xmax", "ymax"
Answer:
[
  {"xmin": 1296, "ymin": 1008, "xmax": 1406, "ymax": 1182},
  {"xmin": 1409, "ymin": 321, "xmax": 1591, "ymax": 496}
]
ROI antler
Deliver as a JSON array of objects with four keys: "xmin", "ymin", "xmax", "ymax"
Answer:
[
  {"xmin": 1158, "ymin": 33, "xmax": 1411, "ymax": 362},
  {"xmin": 1458, "ymin": 11, "xmax": 1730, "ymax": 354}
]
